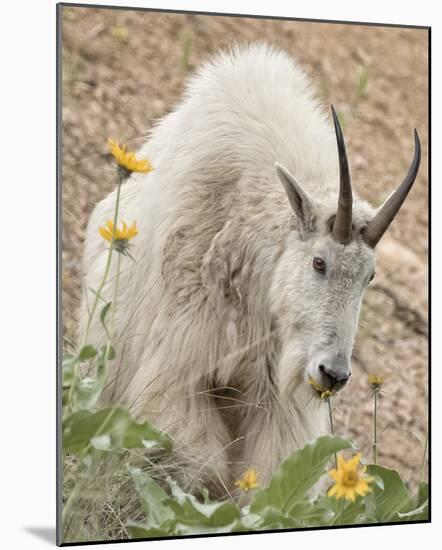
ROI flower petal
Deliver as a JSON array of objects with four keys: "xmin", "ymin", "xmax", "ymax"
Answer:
[
  {"xmin": 328, "ymin": 468, "xmax": 339, "ymax": 481},
  {"xmin": 337, "ymin": 455, "xmax": 346, "ymax": 470},
  {"xmin": 348, "ymin": 453, "xmax": 361, "ymax": 470}
]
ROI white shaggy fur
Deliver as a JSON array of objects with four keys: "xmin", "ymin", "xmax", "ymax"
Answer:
[{"xmin": 79, "ymin": 43, "xmax": 378, "ymax": 494}]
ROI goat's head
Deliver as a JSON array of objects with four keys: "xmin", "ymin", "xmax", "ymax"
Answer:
[{"xmin": 271, "ymin": 106, "xmax": 421, "ymax": 398}]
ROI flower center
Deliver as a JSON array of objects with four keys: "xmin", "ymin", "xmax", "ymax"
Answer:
[{"xmin": 343, "ymin": 471, "xmax": 359, "ymax": 487}]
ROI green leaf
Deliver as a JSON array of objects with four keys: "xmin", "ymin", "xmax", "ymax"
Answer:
[
  {"xmin": 129, "ymin": 469, "xmax": 242, "ymax": 537},
  {"xmin": 315, "ymin": 495, "xmax": 366, "ymax": 526},
  {"xmin": 123, "ymin": 418, "xmax": 172, "ymax": 452},
  {"xmin": 168, "ymin": 478, "xmax": 240, "ymax": 528},
  {"xmin": 130, "ymin": 467, "xmax": 176, "ymax": 527},
  {"xmin": 73, "ymin": 360, "xmax": 107, "ymax": 410},
  {"xmin": 373, "ymin": 474, "xmax": 384, "ymax": 490},
  {"xmin": 396, "ymin": 482, "xmax": 429, "ymax": 521},
  {"xmin": 63, "ymin": 407, "xmax": 172, "ymax": 456},
  {"xmin": 62, "ymin": 353, "xmax": 76, "ymax": 388},
  {"xmin": 99, "ymin": 344, "xmax": 116, "ymax": 361},
  {"xmin": 127, "ymin": 522, "xmax": 170, "ymax": 539},
  {"xmin": 78, "ymin": 345, "xmax": 98, "ymax": 361},
  {"xmin": 287, "ymin": 499, "xmax": 336, "ymax": 527},
  {"xmin": 366, "ymin": 464, "xmax": 414, "ymax": 522},
  {"xmin": 397, "ymin": 502, "xmax": 428, "ymax": 521},
  {"xmin": 100, "ymin": 301, "xmax": 112, "ymax": 328},
  {"xmin": 200, "ymin": 486, "xmax": 210, "ymax": 504},
  {"xmin": 417, "ymin": 482, "xmax": 428, "ymax": 508},
  {"xmin": 250, "ymin": 506, "xmax": 301, "ymax": 529},
  {"xmin": 250, "ymin": 435, "xmax": 351, "ymax": 515}
]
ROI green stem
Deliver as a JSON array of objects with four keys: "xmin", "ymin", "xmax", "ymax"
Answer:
[
  {"xmin": 373, "ymin": 389, "xmax": 378, "ymax": 464},
  {"xmin": 109, "ymin": 253, "xmax": 121, "ymax": 341},
  {"xmin": 340, "ymin": 498, "xmax": 345, "ymax": 525},
  {"xmin": 327, "ymin": 397, "xmax": 337, "ymax": 469},
  {"xmin": 81, "ymin": 178, "xmax": 123, "ymax": 346},
  {"xmin": 67, "ymin": 176, "xmax": 124, "ymax": 410},
  {"xmin": 103, "ymin": 253, "xmax": 121, "ymax": 363}
]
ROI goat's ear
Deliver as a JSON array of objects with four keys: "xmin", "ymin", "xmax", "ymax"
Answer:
[{"xmin": 275, "ymin": 162, "xmax": 316, "ymax": 235}]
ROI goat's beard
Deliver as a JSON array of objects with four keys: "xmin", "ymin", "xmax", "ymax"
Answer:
[{"xmin": 278, "ymin": 342, "xmax": 310, "ymax": 404}]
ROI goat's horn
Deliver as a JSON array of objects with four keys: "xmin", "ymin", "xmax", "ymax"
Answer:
[
  {"xmin": 363, "ymin": 129, "xmax": 421, "ymax": 248},
  {"xmin": 331, "ymin": 105, "xmax": 353, "ymax": 245}
]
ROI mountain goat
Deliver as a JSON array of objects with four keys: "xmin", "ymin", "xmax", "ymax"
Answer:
[{"xmin": 79, "ymin": 43, "xmax": 420, "ymax": 495}]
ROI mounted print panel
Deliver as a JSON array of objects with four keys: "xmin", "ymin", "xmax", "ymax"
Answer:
[{"xmin": 57, "ymin": 3, "xmax": 429, "ymax": 545}]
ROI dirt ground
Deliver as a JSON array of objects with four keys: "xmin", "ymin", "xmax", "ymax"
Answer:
[{"xmin": 61, "ymin": 6, "xmax": 429, "ymax": 489}]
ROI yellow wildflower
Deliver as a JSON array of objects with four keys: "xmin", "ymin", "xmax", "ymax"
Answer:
[
  {"xmin": 99, "ymin": 220, "xmax": 138, "ymax": 242},
  {"xmin": 111, "ymin": 25, "xmax": 129, "ymax": 42},
  {"xmin": 235, "ymin": 469, "xmax": 259, "ymax": 492},
  {"xmin": 99, "ymin": 220, "xmax": 138, "ymax": 255},
  {"xmin": 328, "ymin": 453, "xmax": 374, "ymax": 502},
  {"xmin": 368, "ymin": 374, "xmax": 385, "ymax": 389},
  {"xmin": 108, "ymin": 138, "xmax": 154, "ymax": 176},
  {"xmin": 308, "ymin": 377, "xmax": 335, "ymax": 400}
]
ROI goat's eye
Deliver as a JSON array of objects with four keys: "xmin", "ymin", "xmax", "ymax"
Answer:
[
  {"xmin": 368, "ymin": 271, "xmax": 376, "ymax": 284},
  {"xmin": 313, "ymin": 257, "xmax": 326, "ymax": 274}
]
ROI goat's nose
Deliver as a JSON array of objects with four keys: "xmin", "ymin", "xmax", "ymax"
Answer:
[{"xmin": 319, "ymin": 364, "xmax": 351, "ymax": 391}]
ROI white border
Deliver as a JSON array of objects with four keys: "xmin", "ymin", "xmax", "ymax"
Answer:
[{"xmin": 1, "ymin": 1, "xmax": 438, "ymax": 548}]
